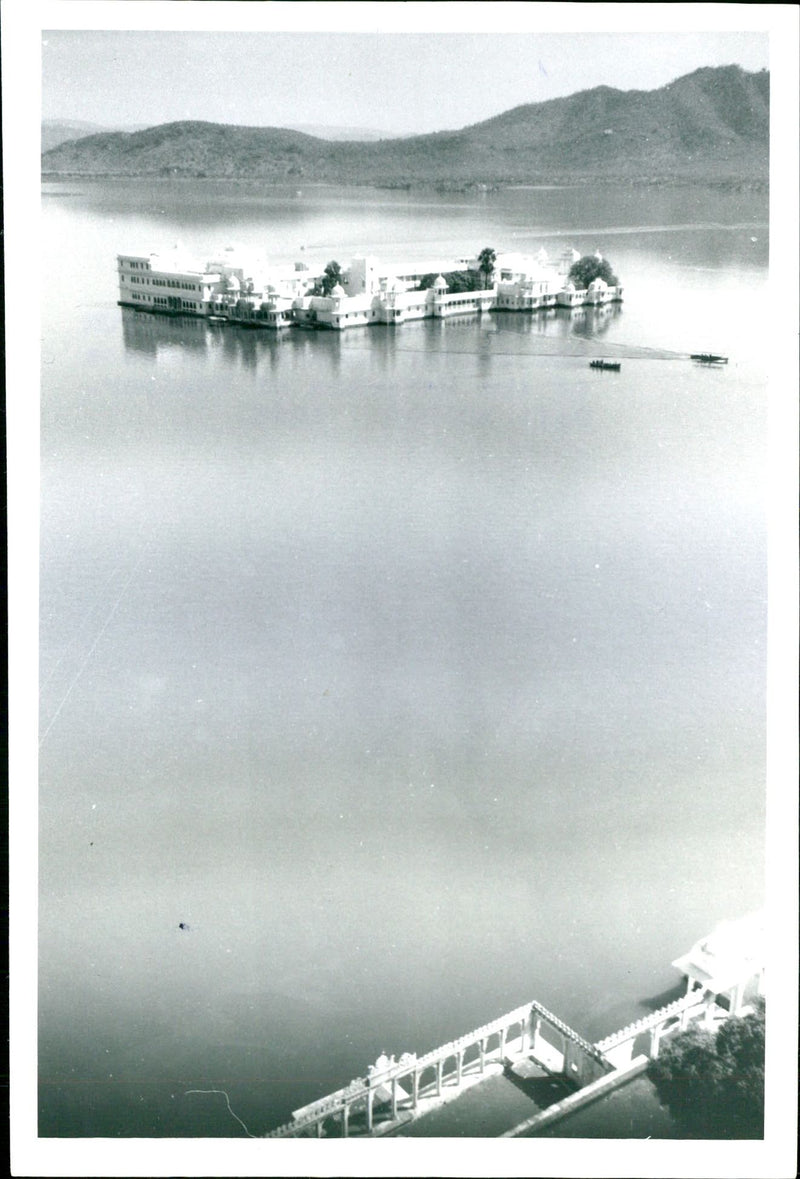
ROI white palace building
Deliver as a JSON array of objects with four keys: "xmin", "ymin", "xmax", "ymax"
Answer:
[{"xmin": 117, "ymin": 244, "xmax": 623, "ymax": 330}]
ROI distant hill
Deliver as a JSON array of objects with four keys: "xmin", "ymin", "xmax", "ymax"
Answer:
[
  {"xmin": 285, "ymin": 124, "xmax": 398, "ymax": 141},
  {"xmin": 42, "ymin": 119, "xmax": 151, "ymax": 152},
  {"xmin": 43, "ymin": 118, "xmax": 395, "ymax": 152},
  {"xmin": 41, "ymin": 65, "xmax": 769, "ymax": 187},
  {"xmin": 42, "ymin": 120, "xmax": 111, "ymax": 152}
]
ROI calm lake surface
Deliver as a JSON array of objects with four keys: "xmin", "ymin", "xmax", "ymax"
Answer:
[{"xmin": 39, "ymin": 180, "xmax": 768, "ymax": 1136}]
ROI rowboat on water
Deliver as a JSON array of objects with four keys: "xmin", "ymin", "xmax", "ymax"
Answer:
[
  {"xmin": 690, "ymin": 353, "xmax": 728, "ymax": 364},
  {"xmin": 589, "ymin": 359, "xmax": 621, "ymax": 372}
]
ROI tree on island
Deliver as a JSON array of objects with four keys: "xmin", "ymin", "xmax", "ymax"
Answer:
[
  {"xmin": 567, "ymin": 253, "xmax": 618, "ymax": 289},
  {"xmin": 416, "ymin": 270, "xmax": 483, "ymax": 293},
  {"xmin": 477, "ymin": 246, "xmax": 497, "ymax": 288},
  {"xmin": 320, "ymin": 260, "xmax": 343, "ymax": 296},
  {"xmin": 648, "ymin": 998, "xmax": 765, "ymax": 1138}
]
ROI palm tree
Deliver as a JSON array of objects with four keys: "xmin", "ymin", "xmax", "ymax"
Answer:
[{"xmin": 477, "ymin": 247, "xmax": 497, "ymax": 289}]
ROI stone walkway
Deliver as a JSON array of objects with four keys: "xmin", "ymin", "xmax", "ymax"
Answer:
[{"xmin": 393, "ymin": 1061, "xmax": 572, "ymax": 1137}]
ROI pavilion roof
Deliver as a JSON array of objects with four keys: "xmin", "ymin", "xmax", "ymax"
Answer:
[{"xmin": 672, "ymin": 911, "xmax": 765, "ymax": 992}]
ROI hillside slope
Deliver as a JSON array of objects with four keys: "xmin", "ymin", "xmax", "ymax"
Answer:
[
  {"xmin": 42, "ymin": 65, "xmax": 768, "ymax": 186},
  {"xmin": 42, "ymin": 119, "xmax": 112, "ymax": 153}
]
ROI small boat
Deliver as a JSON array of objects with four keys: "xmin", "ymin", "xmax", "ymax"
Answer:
[
  {"xmin": 690, "ymin": 353, "xmax": 728, "ymax": 364},
  {"xmin": 589, "ymin": 359, "xmax": 621, "ymax": 372}
]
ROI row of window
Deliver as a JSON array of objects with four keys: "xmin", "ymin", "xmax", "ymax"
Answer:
[
  {"xmin": 497, "ymin": 295, "xmax": 555, "ymax": 307},
  {"xmin": 147, "ymin": 297, "xmax": 201, "ymax": 310},
  {"xmin": 126, "ymin": 293, "xmax": 204, "ymax": 314},
  {"xmin": 126, "ymin": 259, "xmax": 151, "ymax": 271},
  {"xmin": 151, "ymin": 279, "xmax": 199, "ymax": 290},
  {"xmin": 127, "ymin": 276, "xmax": 200, "ymax": 290},
  {"xmin": 121, "ymin": 267, "xmax": 200, "ymax": 292}
]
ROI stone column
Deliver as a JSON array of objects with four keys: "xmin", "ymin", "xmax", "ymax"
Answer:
[
  {"xmin": 532, "ymin": 1014, "xmax": 541, "ymax": 1056},
  {"xmin": 436, "ymin": 1060, "xmax": 443, "ymax": 1096},
  {"xmin": 649, "ymin": 1025, "xmax": 662, "ymax": 1060},
  {"xmin": 391, "ymin": 1077, "xmax": 398, "ymax": 1120},
  {"xmin": 456, "ymin": 1051, "xmax": 463, "ymax": 1084},
  {"xmin": 704, "ymin": 994, "xmax": 717, "ymax": 1029},
  {"xmin": 412, "ymin": 1070, "xmax": 419, "ymax": 1110},
  {"xmin": 316, "ymin": 1118, "xmax": 323, "ymax": 1138},
  {"xmin": 499, "ymin": 1027, "xmax": 507, "ymax": 1057},
  {"xmin": 479, "ymin": 1039, "xmax": 486, "ymax": 1072},
  {"xmin": 342, "ymin": 1104, "xmax": 349, "ymax": 1138},
  {"xmin": 730, "ymin": 981, "xmax": 744, "ymax": 1016},
  {"xmin": 366, "ymin": 1089, "xmax": 374, "ymax": 1133}
]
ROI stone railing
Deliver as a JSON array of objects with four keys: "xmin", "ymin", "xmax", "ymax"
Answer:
[
  {"xmin": 594, "ymin": 989, "xmax": 710, "ymax": 1054},
  {"xmin": 267, "ymin": 994, "xmax": 727, "ymax": 1137},
  {"xmin": 264, "ymin": 1001, "xmax": 534, "ymax": 1138},
  {"xmin": 531, "ymin": 1000, "xmax": 609, "ymax": 1066},
  {"xmin": 412, "ymin": 1001, "xmax": 532, "ymax": 1070},
  {"xmin": 263, "ymin": 1073, "xmax": 373, "ymax": 1139}
]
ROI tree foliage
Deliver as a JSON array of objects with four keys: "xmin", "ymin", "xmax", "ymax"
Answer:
[
  {"xmin": 477, "ymin": 246, "xmax": 497, "ymax": 288},
  {"xmin": 648, "ymin": 999, "xmax": 765, "ymax": 1138},
  {"xmin": 320, "ymin": 260, "xmax": 343, "ymax": 296},
  {"xmin": 416, "ymin": 269, "xmax": 484, "ymax": 293},
  {"xmin": 567, "ymin": 254, "xmax": 618, "ymax": 289}
]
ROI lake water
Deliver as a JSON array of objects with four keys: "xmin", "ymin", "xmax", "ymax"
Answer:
[{"xmin": 39, "ymin": 180, "xmax": 768, "ymax": 1137}]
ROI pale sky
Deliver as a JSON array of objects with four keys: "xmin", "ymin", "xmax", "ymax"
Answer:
[{"xmin": 42, "ymin": 29, "xmax": 769, "ymax": 136}]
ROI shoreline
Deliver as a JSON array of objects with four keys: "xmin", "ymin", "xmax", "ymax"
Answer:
[{"xmin": 41, "ymin": 172, "xmax": 769, "ymax": 194}]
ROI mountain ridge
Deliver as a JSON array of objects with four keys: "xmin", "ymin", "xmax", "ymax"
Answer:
[
  {"xmin": 42, "ymin": 119, "xmax": 150, "ymax": 152},
  {"xmin": 42, "ymin": 65, "xmax": 769, "ymax": 187}
]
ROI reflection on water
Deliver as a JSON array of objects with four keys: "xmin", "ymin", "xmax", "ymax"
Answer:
[
  {"xmin": 40, "ymin": 181, "xmax": 767, "ymax": 1138},
  {"xmin": 120, "ymin": 303, "xmax": 625, "ymax": 367},
  {"xmin": 121, "ymin": 310, "xmax": 212, "ymax": 356},
  {"xmin": 486, "ymin": 304, "xmax": 623, "ymax": 341}
]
